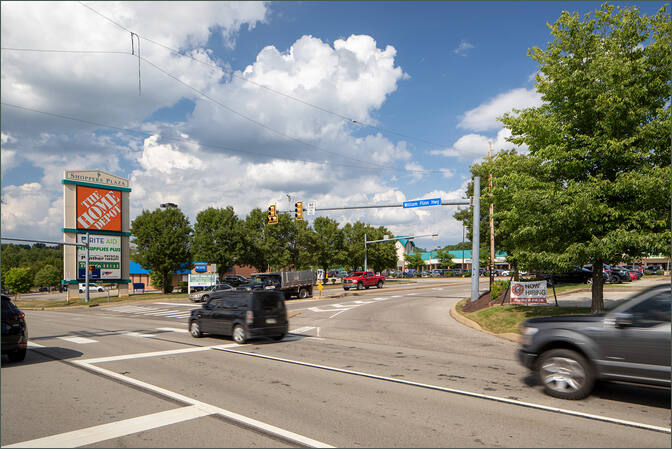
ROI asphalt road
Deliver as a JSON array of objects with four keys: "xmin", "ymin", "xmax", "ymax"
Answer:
[{"xmin": 2, "ymin": 279, "xmax": 669, "ymax": 447}]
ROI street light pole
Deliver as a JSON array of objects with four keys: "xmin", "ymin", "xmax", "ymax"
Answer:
[
  {"xmin": 488, "ymin": 141, "xmax": 495, "ymax": 293},
  {"xmin": 471, "ymin": 177, "xmax": 481, "ymax": 302},
  {"xmin": 364, "ymin": 233, "xmax": 368, "ymax": 272}
]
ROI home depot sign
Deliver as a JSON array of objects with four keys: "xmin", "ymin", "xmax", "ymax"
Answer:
[{"xmin": 77, "ymin": 186, "xmax": 122, "ymax": 231}]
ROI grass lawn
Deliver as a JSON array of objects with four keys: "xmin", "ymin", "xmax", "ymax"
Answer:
[{"xmin": 456, "ymin": 298, "xmax": 591, "ymax": 335}]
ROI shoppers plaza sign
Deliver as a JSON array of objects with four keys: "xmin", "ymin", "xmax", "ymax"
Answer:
[
  {"xmin": 77, "ymin": 186, "xmax": 122, "ymax": 231},
  {"xmin": 63, "ymin": 170, "xmax": 130, "ymax": 287}
]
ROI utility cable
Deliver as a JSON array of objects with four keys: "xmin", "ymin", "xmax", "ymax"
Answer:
[
  {"xmin": 76, "ymin": 1, "xmax": 451, "ymax": 151},
  {"xmin": 0, "ymin": 102, "xmax": 444, "ymax": 175}
]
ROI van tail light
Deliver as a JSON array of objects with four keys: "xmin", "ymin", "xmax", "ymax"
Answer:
[
  {"xmin": 246, "ymin": 310, "xmax": 253, "ymax": 325},
  {"xmin": 15, "ymin": 313, "xmax": 24, "ymax": 320}
]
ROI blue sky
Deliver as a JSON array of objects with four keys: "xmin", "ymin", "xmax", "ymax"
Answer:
[{"xmin": 1, "ymin": 1, "xmax": 667, "ymax": 248}]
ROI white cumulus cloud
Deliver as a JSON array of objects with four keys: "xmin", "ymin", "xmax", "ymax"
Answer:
[{"xmin": 458, "ymin": 87, "xmax": 542, "ymax": 131}]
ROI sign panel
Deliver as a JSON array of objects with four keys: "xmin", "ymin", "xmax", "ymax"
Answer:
[
  {"xmin": 402, "ymin": 198, "xmax": 441, "ymax": 209},
  {"xmin": 510, "ymin": 281, "xmax": 548, "ymax": 304},
  {"xmin": 77, "ymin": 234, "xmax": 121, "ymax": 280},
  {"xmin": 188, "ymin": 274, "xmax": 217, "ymax": 288},
  {"xmin": 193, "ymin": 262, "xmax": 208, "ymax": 272},
  {"xmin": 76, "ymin": 186, "xmax": 122, "ymax": 231},
  {"xmin": 307, "ymin": 202, "xmax": 316, "ymax": 216}
]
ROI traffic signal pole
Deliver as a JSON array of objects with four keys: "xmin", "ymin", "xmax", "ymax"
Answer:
[
  {"xmin": 85, "ymin": 232, "xmax": 90, "ymax": 303},
  {"xmin": 471, "ymin": 177, "xmax": 481, "ymax": 302}
]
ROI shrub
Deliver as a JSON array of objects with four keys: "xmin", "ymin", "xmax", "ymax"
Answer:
[{"xmin": 490, "ymin": 280, "xmax": 510, "ymax": 301}]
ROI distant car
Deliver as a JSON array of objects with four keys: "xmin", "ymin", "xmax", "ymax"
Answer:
[
  {"xmin": 221, "ymin": 275, "xmax": 249, "ymax": 287},
  {"xmin": 2, "ymin": 295, "xmax": 27, "ymax": 362},
  {"xmin": 644, "ymin": 265, "xmax": 663, "ymax": 274},
  {"xmin": 79, "ymin": 283, "xmax": 104, "ymax": 293},
  {"xmin": 582, "ymin": 264, "xmax": 618, "ymax": 284},
  {"xmin": 540, "ymin": 267, "xmax": 592, "ymax": 286},
  {"xmin": 518, "ymin": 285, "xmax": 671, "ymax": 400},
  {"xmin": 626, "ymin": 270, "xmax": 642, "ymax": 281},
  {"xmin": 189, "ymin": 290, "xmax": 288, "ymax": 344},
  {"xmin": 189, "ymin": 283, "xmax": 233, "ymax": 302}
]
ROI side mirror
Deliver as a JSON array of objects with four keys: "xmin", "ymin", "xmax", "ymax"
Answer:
[{"xmin": 614, "ymin": 312, "xmax": 633, "ymax": 328}]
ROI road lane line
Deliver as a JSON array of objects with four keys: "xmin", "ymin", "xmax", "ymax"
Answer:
[
  {"xmin": 3, "ymin": 405, "xmax": 211, "ymax": 448},
  {"xmin": 122, "ymin": 331, "xmax": 159, "ymax": 338},
  {"xmin": 328, "ymin": 310, "xmax": 348, "ymax": 319},
  {"xmin": 69, "ymin": 360, "xmax": 334, "ymax": 448},
  {"xmin": 290, "ymin": 326, "xmax": 316, "ymax": 334},
  {"xmin": 27, "ymin": 341, "xmax": 45, "ymax": 348},
  {"xmin": 154, "ymin": 302, "xmax": 199, "ymax": 307},
  {"xmin": 79, "ymin": 346, "xmax": 217, "ymax": 364},
  {"xmin": 155, "ymin": 327, "xmax": 189, "ymax": 333},
  {"xmin": 57, "ymin": 336, "xmax": 98, "ymax": 344},
  {"xmin": 212, "ymin": 348, "xmax": 671, "ymax": 435}
]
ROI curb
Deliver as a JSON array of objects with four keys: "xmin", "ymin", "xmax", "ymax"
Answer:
[{"xmin": 449, "ymin": 300, "xmax": 521, "ymax": 343}]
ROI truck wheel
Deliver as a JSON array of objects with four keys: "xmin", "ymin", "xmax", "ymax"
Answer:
[
  {"xmin": 377, "ymin": 280, "xmax": 383, "ymax": 288},
  {"xmin": 343, "ymin": 287, "xmax": 350, "ymax": 291},
  {"xmin": 298, "ymin": 288, "xmax": 308, "ymax": 299},
  {"xmin": 8, "ymin": 347, "xmax": 26, "ymax": 362},
  {"xmin": 356, "ymin": 282, "xmax": 363, "ymax": 290},
  {"xmin": 202, "ymin": 295, "xmax": 209, "ymax": 302},
  {"xmin": 538, "ymin": 349, "xmax": 594, "ymax": 400}
]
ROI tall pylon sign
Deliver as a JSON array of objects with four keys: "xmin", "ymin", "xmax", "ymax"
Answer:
[{"xmin": 62, "ymin": 170, "xmax": 131, "ymax": 298}]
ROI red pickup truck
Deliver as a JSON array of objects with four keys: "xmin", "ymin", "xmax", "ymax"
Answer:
[{"xmin": 342, "ymin": 271, "xmax": 385, "ymax": 290}]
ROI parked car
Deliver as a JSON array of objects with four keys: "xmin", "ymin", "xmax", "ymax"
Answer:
[
  {"xmin": 343, "ymin": 271, "xmax": 385, "ymax": 290},
  {"xmin": 189, "ymin": 290, "xmax": 288, "ymax": 344},
  {"xmin": 644, "ymin": 265, "xmax": 663, "ymax": 274},
  {"xmin": 582, "ymin": 264, "xmax": 620, "ymax": 284},
  {"xmin": 2, "ymin": 295, "xmax": 27, "ymax": 362},
  {"xmin": 540, "ymin": 266, "xmax": 592, "ymax": 286},
  {"xmin": 189, "ymin": 283, "xmax": 233, "ymax": 302},
  {"xmin": 78, "ymin": 283, "xmax": 105, "ymax": 293},
  {"xmin": 221, "ymin": 275, "xmax": 249, "ymax": 287},
  {"xmin": 626, "ymin": 269, "xmax": 642, "ymax": 281},
  {"xmin": 518, "ymin": 284, "xmax": 670, "ymax": 400},
  {"xmin": 622, "ymin": 265, "xmax": 644, "ymax": 274}
]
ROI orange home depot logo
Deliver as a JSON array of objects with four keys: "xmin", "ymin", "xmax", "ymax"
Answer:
[{"xmin": 76, "ymin": 186, "xmax": 122, "ymax": 231}]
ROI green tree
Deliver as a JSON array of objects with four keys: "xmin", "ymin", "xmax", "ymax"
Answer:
[
  {"xmin": 131, "ymin": 207, "xmax": 192, "ymax": 294},
  {"xmin": 5, "ymin": 267, "xmax": 33, "ymax": 297},
  {"xmin": 435, "ymin": 248, "xmax": 454, "ymax": 268},
  {"xmin": 341, "ymin": 222, "xmax": 396, "ymax": 272},
  {"xmin": 309, "ymin": 217, "xmax": 341, "ymax": 272},
  {"xmin": 33, "ymin": 265, "xmax": 61, "ymax": 290},
  {"xmin": 486, "ymin": 3, "xmax": 670, "ymax": 312},
  {"xmin": 404, "ymin": 252, "xmax": 425, "ymax": 271},
  {"xmin": 192, "ymin": 206, "xmax": 243, "ymax": 279}
]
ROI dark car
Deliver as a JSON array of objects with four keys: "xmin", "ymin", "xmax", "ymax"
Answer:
[
  {"xmin": 189, "ymin": 290, "xmax": 288, "ymax": 344},
  {"xmin": 518, "ymin": 285, "xmax": 670, "ymax": 400},
  {"xmin": 644, "ymin": 265, "xmax": 663, "ymax": 274},
  {"xmin": 540, "ymin": 266, "xmax": 592, "ymax": 286},
  {"xmin": 221, "ymin": 275, "xmax": 249, "ymax": 287},
  {"xmin": 2, "ymin": 295, "xmax": 28, "ymax": 362},
  {"xmin": 582, "ymin": 264, "xmax": 622, "ymax": 284}
]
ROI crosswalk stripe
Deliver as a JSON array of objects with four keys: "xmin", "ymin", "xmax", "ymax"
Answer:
[
  {"xmin": 122, "ymin": 332, "xmax": 158, "ymax": 338},
  {"xmin": 156, "ymin": 327, "xmax": 188, "ymax": 333},
  {"xmin": 58, "ymin": 336, "xmax": 98, "ymax": 344}
]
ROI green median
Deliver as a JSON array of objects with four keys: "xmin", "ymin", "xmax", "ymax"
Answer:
[{"xmin": 456, "ymin": 298, "xmax": 591, "ymax": 335}]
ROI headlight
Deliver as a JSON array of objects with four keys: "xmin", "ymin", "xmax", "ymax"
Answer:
[{"xmin": 520, "ymin": 326, "xmax": 539, "ymax": 345}]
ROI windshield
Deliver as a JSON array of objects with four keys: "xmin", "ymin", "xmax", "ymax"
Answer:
[{"xmin": 351, "ymin": 272, "xmax": 364, "ymax": 277}]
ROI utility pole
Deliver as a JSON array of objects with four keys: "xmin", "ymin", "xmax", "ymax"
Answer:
[
  {"xmin": 471, "ymin": 177, "xmax": 481, "ymax": 302},
  {"xmin": 85, "ymin": 232, "xmax": 90, "ymax": 303},
  {"xmin": 488, "ymin": 141, "xmax": 495, "ymax": 292}
]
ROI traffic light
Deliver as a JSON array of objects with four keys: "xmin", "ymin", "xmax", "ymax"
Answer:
[
  {"xmin": 294, "ymin": 201, "xmax": 303, "ymax": 221},
  {"xmin": 267, "ymin": 204, "xmax": 278, "ymax": 225},
  {"xmin": 89, "ymin": 265, "xmax": 94, "ymax": 272}
]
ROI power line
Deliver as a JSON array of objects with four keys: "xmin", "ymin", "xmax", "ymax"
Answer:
[
  {"xmin": 1, "ymin": 47, "xmax": 128, "ymax": 55},
  {"xmin": 76, "ymin": 1, "xmax": 451, "ymax": 151},
  {"xmin": 0, "ymin": 102, "xmax": 445, "ymax": 175}
]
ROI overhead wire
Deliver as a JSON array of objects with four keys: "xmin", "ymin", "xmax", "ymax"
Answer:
[
  {"xmin": 0, "ymin": 102, "xmax": 445, "ymax": 175},
  {"xmin": 76, "ymin": 1, "xmax": 451, "ymax": 150}
]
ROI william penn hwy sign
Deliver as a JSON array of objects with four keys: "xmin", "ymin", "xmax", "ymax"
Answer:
[{"xmin": 402, "ymin": 198, "xmax": 441, "ymax": 208}]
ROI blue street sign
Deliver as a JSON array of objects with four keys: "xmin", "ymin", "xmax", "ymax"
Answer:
[
  {"xmin": 193, "ymin": 262, "xmax": 208, "ymax": 272},
  {"xmin": 402, "ymin": 198, "xmax": 442, "ymax": 209}
]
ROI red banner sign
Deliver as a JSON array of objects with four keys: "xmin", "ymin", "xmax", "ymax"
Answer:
[{"xmin": 76, "ymin": 186, "xmax": 122, "ymax": 231}]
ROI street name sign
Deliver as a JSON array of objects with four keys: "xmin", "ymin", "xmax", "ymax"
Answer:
[{"xmin": 402, "ymin": 198, "xmax": 441, "ymax": 208}]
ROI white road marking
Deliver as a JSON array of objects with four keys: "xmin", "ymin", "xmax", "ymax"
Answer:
[
  {"xmin": 154, "ymin": 302, "xmax": 199, "ymax": 307},
  {"xmin": 4, "ymin": 405, "xmax": 211, "ymax": 448},
  {"xmin": 79, "ymin": 345, "xmax": 229, "ymax": 364},
  {"xmin": 27, "ymin": 341, "xmax": 45, "ymax": 348},
  {"xmin": 290, "ymin": 326, "xmax": 316, "ymax": 334},
  {"xmin": 58, "ymin": 336, "xmax": 98, "ymax": 344},
  {"xmin": 156, "ymin": 327, "xmax": 189, "ymax": 333},
  {"xmin": 388, "ymin": 295, "xmax": 401, "ymax": 298},
  {"xmin": 405, "ymin": 293, "xmax": 417, "ymax": 296},
  {"xmin": 69, "ymin": 356, "xmax": 334, "ymax": 448},
  {"xmin": 328, "ymin": 310, "xmax": 348, "ymax": 319},
  {"xmin": 353, "ymin": 300, "xmax": 375, "ymax": 304},
  {"xmin": 213, "ymin": 348, "xmax": 671, "ymax": 435},
  {"xmin": 122, "ymin": 331, "xmax": 159, "ymax": 338}
]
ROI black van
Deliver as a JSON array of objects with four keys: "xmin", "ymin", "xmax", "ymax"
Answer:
[
  {"xmin": 2, "ymin": 295, "xmax": 28, "ymax": 362},
  {"xmin": 188, "ymin": 290, "xmax": 288, "ymax": 344}
]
